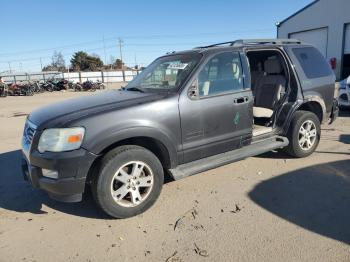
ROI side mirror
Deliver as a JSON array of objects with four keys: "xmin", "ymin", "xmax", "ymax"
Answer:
[{"xmin": 188, "ymin": 79, "xmax": 199, "ymax": 99}]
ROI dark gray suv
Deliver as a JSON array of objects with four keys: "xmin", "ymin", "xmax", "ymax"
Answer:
[{"xmin": 21, "ymin": 39, "xmax": 338, "ymax": 218}]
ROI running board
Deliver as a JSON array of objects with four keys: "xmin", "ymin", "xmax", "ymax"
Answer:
[{"xmin": 169, "ymin": 136, "xmax": 289, "ymax": 180}]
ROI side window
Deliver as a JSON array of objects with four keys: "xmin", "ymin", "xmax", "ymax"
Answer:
[
  {"xmin": 292, "ymin": 47, "xmax": 332, "ymax": 79},
  {"xmin": 198, "ymin": 52, "xmax": 244, "ymax": 97}
]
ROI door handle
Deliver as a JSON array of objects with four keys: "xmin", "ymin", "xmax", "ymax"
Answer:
[{"xmin": 234, "ymin": 96, "xmax": 249, "ymax": 104}]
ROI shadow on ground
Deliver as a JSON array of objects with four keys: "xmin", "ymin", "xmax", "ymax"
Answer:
[
  {"xmin": 254, "ymin": 150, "xmax": 291, "ymax": 159},
  {"xmin": 249, "ymin": 160, "xmax": 350, "ymax": 244},
  {"xmin": 0, "ymin": 150, "xmax": 109, "ymax": 219}
]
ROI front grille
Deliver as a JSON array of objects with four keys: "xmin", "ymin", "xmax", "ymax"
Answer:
[{"xmin": 23, "ymin": 120, "xmax": 37, "ymax": 145}]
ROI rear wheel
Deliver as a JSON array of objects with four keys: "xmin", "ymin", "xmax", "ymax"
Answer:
[
  {"xmin": 285, "ymin": 110, "xmax": 320, "ymax": 157},
  {"xmin": 92, "ymin": 145, "xmax": 164, "ymax": 218}
]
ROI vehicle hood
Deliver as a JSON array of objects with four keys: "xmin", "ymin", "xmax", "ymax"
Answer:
[{"xmin": 28, "ymin": 90, "xmax": 164, "ymax": 129}]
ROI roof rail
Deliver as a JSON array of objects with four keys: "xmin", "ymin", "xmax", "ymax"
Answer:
[
  {"xmin": 239, "ymin": 38, "xmax": 302, "ymax": 45},
  {"xmin": 195, "ymin": 41, "xmax": 241, "ymax": 49},
  {"xmin": 195, "ymin": 38, "xmax": 302, "ymax": 49}
]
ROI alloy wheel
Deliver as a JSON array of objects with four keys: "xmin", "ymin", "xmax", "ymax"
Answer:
[
  {"xmin": 298, "ymin": 120, "xmax": 317, "ymax": 150},
  {"xmin": 110, "ymin": 161, "xmax": 154, "ymax": 207}
]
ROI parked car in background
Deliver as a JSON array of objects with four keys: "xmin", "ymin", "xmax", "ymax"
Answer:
[{"xmin": 338, "ymin": 75, "xmax": 350, "ymax": 109}]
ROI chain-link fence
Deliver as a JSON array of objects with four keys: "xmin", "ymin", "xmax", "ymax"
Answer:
[{"xmin": 0, "ymin": 70, "xmax": 140, "ymax": 84}]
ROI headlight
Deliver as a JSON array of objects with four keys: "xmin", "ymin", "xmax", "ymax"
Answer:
[{"xmin": 38, "ymin": 127, "xmax": 85, "ymax": 153}]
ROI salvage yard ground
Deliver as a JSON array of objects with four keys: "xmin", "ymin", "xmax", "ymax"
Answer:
[{"xmin": 0, "ymin": 90, "xmax": 349, "ymax": 262}]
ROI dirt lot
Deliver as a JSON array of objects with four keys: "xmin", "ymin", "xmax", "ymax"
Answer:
[{"xmin": 0, "ymin": 91, "xmax": 349, "ymax": 262}]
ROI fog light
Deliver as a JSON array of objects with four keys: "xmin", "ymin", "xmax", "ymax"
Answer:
[{"xmin": 42, "ymin": 169, "xmax": 58, "ymax": 179}]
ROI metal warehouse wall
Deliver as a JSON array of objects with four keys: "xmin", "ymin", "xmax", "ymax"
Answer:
[{"xmin": 277, "ymin": 0, "xmax": 350, "ymax": 79}]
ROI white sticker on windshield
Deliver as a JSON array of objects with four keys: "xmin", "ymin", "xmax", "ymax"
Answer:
[{"xmin": 167, "ymin": 62, "xmax": 188, "ymax": 70}]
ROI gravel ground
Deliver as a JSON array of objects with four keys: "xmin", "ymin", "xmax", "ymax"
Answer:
[{"xmin": 0, "ymin": 91, "xmax": 349, "ymax": 262}]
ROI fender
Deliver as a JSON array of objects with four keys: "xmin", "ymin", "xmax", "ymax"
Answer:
[{"xmin": 84, "ymin": 126, "xmax": 179, "ymax": 168}]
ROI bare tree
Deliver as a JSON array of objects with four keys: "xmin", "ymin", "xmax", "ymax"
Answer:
[{"xmin": 43, "ymin": 51, "xmax": 66, "ymax": 72}]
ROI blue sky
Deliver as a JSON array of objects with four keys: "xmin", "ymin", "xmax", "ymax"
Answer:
[{"xmin": 0, "ymin": 0, "xmax": 312, "ymax": 72}]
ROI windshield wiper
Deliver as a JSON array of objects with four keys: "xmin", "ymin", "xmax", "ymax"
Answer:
[{"xmin": 124, "ymin": 86, "xmax": 145, "ymax": 93}]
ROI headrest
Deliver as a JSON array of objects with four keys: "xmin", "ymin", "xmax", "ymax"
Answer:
[{"xmin": 264, "ymin": 59, "xmax": 282, "ymax": 74}]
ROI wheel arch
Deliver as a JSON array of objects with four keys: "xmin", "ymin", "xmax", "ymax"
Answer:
[
  {"xmin": 85, "ymin": 134, "xmax": 175, "ymax": 186},
  {"xmin": 300, "ymin": 91, "xmax": 328, "ymax": 122},
  {"xmin": 282, "ymin": 99, "xmax": 325, "ymax": 135},
  {"xmin": 86, "ymin": 126, "xmax": 178, "ymax": 164},
  {"xmin": 99, "ymin": 136, "xmax": 173, "ymax": 169},
  {"xmin": 297, "ymin": 100, "xmax": 324, "ymax": 123},
  {"xmin": 84, "ymin": 125, "xmax": 179, "ymax": 181}
]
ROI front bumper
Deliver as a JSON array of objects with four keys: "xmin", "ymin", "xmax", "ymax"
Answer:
[{"xmin": 22, "ymin": 148, "xmax": 98, "ymax": 202}]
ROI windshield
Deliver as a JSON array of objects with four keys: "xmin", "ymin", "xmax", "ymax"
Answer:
[{"xmin": 126, "ymin": 53, "xmax": 201, "ymax": 91}]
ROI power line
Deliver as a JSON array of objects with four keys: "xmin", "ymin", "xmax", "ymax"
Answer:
[
  {"xmin": 0, "ymin": 28, "xmax": 275, "ymax": 71},
  {"xmin": 0, "ymin": 28, "xmax": 273, "ymax": 57},
  {"xmin": 0, "ymin": 41, "xmax": 214, "ymax": 64}
]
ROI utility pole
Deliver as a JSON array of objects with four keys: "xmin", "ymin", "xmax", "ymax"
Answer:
[
  {"xmin": 118, "ymin": 38, "xmax": 125, "ymax": 81},
  {"xmin": 8, "ymin": 62, "xmax": 12, "ymax": 73},
  {"xmin": 40, "ymin": 57, "xmax": 43, "ymax": 71},
  {"xmin": 66, "ymin": 61, "xmax": 70, "ymax": 82},
  {"xmin": 118, "ymin": 38, "xmax": 124, "ymax": 66},
  {"xmin": 103, "ymin": 35, "xmax": 107, "ymax": 66}
]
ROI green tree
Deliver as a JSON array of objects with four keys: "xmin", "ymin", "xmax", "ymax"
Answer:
[
  {"xmin": 70, "ymin": 51, "xmax": 104, "ymax": 71},
  {"xmin": 115, "ymin": 58, "xmax": 123, "ymax": 69}
]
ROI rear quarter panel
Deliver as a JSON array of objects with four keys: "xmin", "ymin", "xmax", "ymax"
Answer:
[{"xmin": 285, "ymin": 45, "xmax": 336, "ymax": 116}]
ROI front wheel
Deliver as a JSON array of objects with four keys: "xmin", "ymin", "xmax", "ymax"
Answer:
[
  {"xmin": 285, "ymin": 110, "xmax": 321, "ymax": 158},
  {"xmin": 92, "ymin": 145, "xmax": 164, "ymax": 218}
]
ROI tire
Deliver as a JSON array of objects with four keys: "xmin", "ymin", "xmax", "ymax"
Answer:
[
  {"xmin": 92, "ymin": 145, "xmax": 164, "ymax": 218},
  {"xmin": 285, "ymin": 110, "xmax": 321, "ymax": 158}
]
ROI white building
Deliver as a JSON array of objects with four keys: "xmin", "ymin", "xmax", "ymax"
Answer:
[{"xmin": 277, "ymin": 0, "xmax": 350, "ymax": 80}]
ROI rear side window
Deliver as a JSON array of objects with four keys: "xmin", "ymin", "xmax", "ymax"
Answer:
[{"xmin": 292, "ymin": 47, "xmax": 332, "ymax": 79}]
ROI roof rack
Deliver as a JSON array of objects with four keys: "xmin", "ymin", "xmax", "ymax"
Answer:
[{"xmin": 195, "ymin": 38, "xmax": 302, "ymax": 49}]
